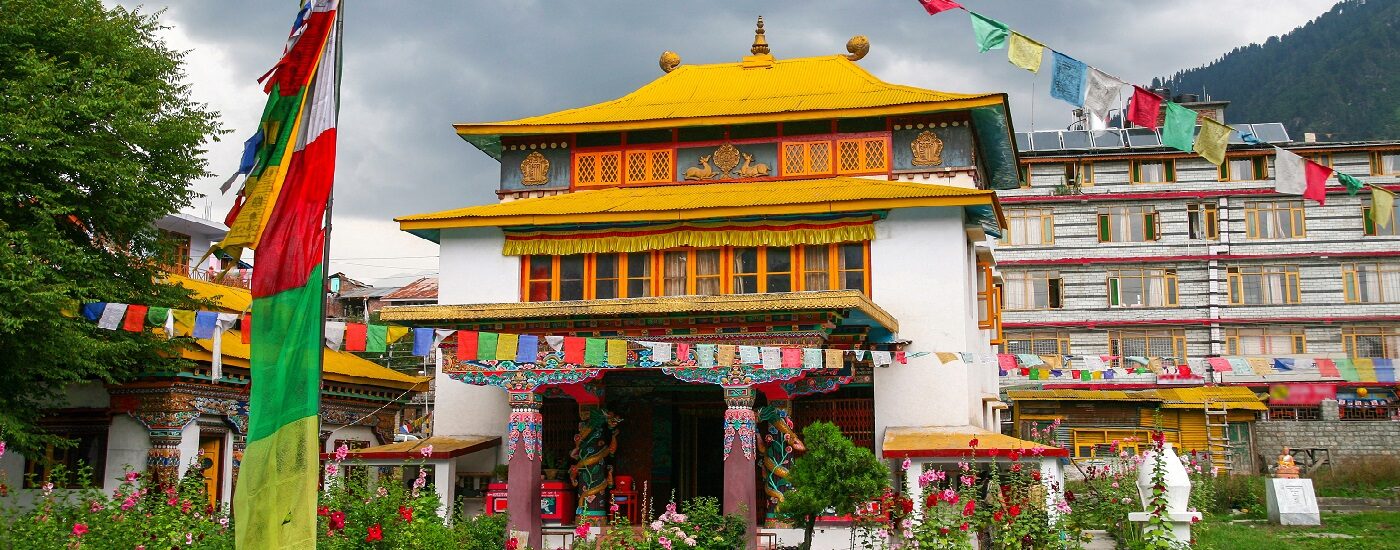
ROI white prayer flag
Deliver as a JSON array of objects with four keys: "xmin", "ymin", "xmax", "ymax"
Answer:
[
  {"xmin": 760, "ymin": 347, "xmax": 782, "ymax": 370},
  {"xmin": 738, "ymin": 346, "xmax": 761, "ymax": 365},
  {"xmin": 435, "ymin": 329, "xmax": 457, "ymax": 347},
  {"xmin": 544, "ymin": 335, "xmax": 565, "ymax": 352},
  {"xmin": 871, "ymin": 351, "xmax": 893, "ymax": 367},
  {"xmin": 1273, "ymin": 146, "xmax": 1308, "ymax": 195},
  {"xmin": 1083, "ymin": 68, "xmax": 1124, "ymax": 123},
  {"xmin": 324, "ymin": 321, "xmax": 347, "ymax": 350},
  {"xmin": 162, "ymin": 309, "xmax": 175, "ymax": 339},
  {"xmin": 651, "ymin": 342, "xmax": 673, "ymax": 363},
  {"xmin": 210, "ymin": 313, "xmax": 240, "ymax": 381},
  {"xmin": 853, "ymin": 349, "xmax": 867, "ymax": 361},
  {"xmin": 97, "ymin": 303, "xmax": 128, "ymax": 330}
]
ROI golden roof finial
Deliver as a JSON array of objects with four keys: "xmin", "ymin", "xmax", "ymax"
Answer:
[
  {"xmin": 660, "ymin": 51, "xmax": 681, "ymax": 73},
  {"xmin": 846, "ymin": 35, "xmax": 870, "ymax": 61},
  {"xmin": 750, "ymin": 16, "xmax": 770, "ymax": 56}
]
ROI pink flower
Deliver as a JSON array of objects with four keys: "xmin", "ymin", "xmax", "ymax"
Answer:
[
  {"xmin": 901, "ymin": 457, "xmax": 912, "ymax": 471},
  {"xmin": 41, "ymin": 482, "xmax": 54, "ymax": 495},
  {"xmin": 658, "ymin": 535, "xmax": 672, "ymax": 550},
  {"xmin": 610, "ymin": 502, "xmax": 619, "ymax": 513},
  {"xmin": 941, "ymin": 489, "xmax": 958, "ymax": 503},
  {"xmin": 185, "ymin": 532, "xmax": 193, "ymax": 545},
  {"xmin": 334, "ymin": 443, "xmax": 350, "ymax": 462},
  {"xmin": 89, "ymin": 500, "xmax": 103, "ymax": 512},
  {"xmin": 124, "ymin": 471, "xmax": 140, "ymax": 483},
  {"xmin": 960, "ymin": 474, "xmax": 977, "ymax": 487},
  {"xmin": 420, "ymin": 444, "xmax": 434, "ymax": 457},
  {"xmin": 574, "ymin": 522, "xmax": 591, "ymax": 538},
  {"xmin": 71, "ymin": 523, "xmax": 88, "ymax": 537},
  {"xmin": 0, "ymin": 440, "xmax": 6, "ymax": 458},
  {"xmin": 324, "ymin": 463, "xmax": 339, "ymax": 477}
]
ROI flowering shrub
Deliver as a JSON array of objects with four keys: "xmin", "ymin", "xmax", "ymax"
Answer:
[
  {"xmin": 571, "ymin": 496, "xmax": 747, "ymax": 550},
  {"xmin": 1067, "ymin": 433, "xmax": 1219, "ymax": 549}
]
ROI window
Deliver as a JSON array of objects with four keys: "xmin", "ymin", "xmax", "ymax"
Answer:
[
  {"xmin": 1108, "ymin": 329, "xmax": 1186, "ymax": 360},
  {"xmin": 1107, "ymin": 268, "xmax": 1178, "ymax": 307},
  {"xmin": 836, "ymin": 137, "xmax": 889, "ymax": 174},
  {"xmin": 624, "ymin": 149, "xmax": 673, "ymax": 184},
  {"xmin": 1018, "ymin": 165, "xmax": 1030, "ymax": 188},
  {"xmin": 1226, "ymin": 327, "xmax": 1306, "ymax": 355},
  {"xmin": 781, "ymin": 141, "xmax": 833, "ymax": 176},
  {"xmin": 525, "ymin": 256, "xmax": 553, "ymax": 302},
  {"xmin": 836, "ymin": 243, "xmax": 867, "ymax": 292},
  {"xmin": 1343, "ymin": 263, "xmax": 1400, "ymax": 303},
  {"xmin": 1130, "ymin": 159, "xmax": 1175, "ymax": 184},
  {"xmin": 1002, "ymin": 208, "xmax": 1055, "ymax": 246},
  {"xmin": 1071, "ymin": 429, "xmax": 1154, "ymax": 459},
  {"xmin": 1003, "ymin": 270, "xmax": 1063, "ymax": 310},
  {"xmin": 730, "ymin": 247, "xmax": 793, "ymax": 293},
  {"xmin": 594, "ymin": 254, "xmax": 621, "ymax": 299},
  {"xmin": 1066, "ymin": 162, "xmax": 1094, "ymax": 187},
  {"xmin": 1307, "ymin": 153, "xmax": 1332, "ymax": 167},
  {"xmin": 732, "ymin": 247, "xmax": 760, "ymax": 294},
  {"xmin": 1097, "ymin": 206, "xmax": 1159, "ymax": 242},
  {"xmin": 24, "ymin": 429, "xmax": 107, "ymax": 489},
  {"xmin": 1187, "ymin": 202, "xmax": 1219, "ymax": 240},
  {"xmin": 1342, "ymin": 326, "xmax": 1400, "ymax": 358},
  {"xmin": 1371, "ymin": 151, "xmax": 1400, "ymax": 175},
  {"xmin": 1004, "ymin": 331, "xmax": 1070, "ymax": 355},
  {"xmin": 1220, "ymin": 156, "xmax": 1267, "ymax": 181},
  {"xmin": 626, "ymin": 252, "xmax": 653, "ymax": 297},
  {"xmin": 1363, "ymin": 198, "xmax": 1400, "ymax": 236},
  {"xmin": 558, "ymin": 256, "xmax": 585, "ymax": 300},
  {"xmin": 574, "ymin": 151, "xmax": 622, "ymax": 186},
  {"xmin": 1227, "ymin": 265, "xmax": 1301, "ymax": 305},
  {"xmin": 976, "ymin": 262, "xmax": 1003, "ymax": 341},
  {"xmin": 1245, "ymin": 200, "xmax": 1306, "ymax": 239}
]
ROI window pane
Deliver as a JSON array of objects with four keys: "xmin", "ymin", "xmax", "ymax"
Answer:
[
  {"xmin": 695, "ymin": 250, "xmax": 721, "ymax": 295},
  {"xmin": 733, "ymin": 248, "xmax": 759, "ymax": 294},
  {"xmin": 663, "ymin": 252, "xmax": 687, "ymax": 296},
  {"xmin": 559, "ymin": 255, "xmax": 585, "ymax": 300},
  {"xmin": 627, "ymin": 252, "xmax": 652, "ymax": 297},
  {"xmin": 528, "ymin": 281, "xmax": 550, "ymax": 302},
  {"xmin": 803, "ymin": 246, "xmax": 829, "ymax": 290},
  {"xmin": 596, "ymin": 254, "xmax": 618, "ymax": 279},
  {"xmin": 766, "ymin": 247, "xmax": 792, "ymax": 273},
  {"xmin": 594, "ymin": 280, "xmax": 617, "ymax": 300},
  {"xmin": 529, "ymin": 256, "xmax": 552, "ymax": 279},
  {"xmin": 839, "ymin": 244, "xmax": 865, "ymax": 291}
]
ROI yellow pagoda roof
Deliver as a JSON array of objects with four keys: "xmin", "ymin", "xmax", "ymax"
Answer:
[
  {"xmin": 1007, "ymin": 387, "xmax": 1266, "ymax": 412},
  {"xmin": 397, "ymin": 177, "xmax": 1001, "ymax": 235},
  {"xmin": 165, "ymin": 274, "xmax": 251, "ymax": 312},
  {"xmin": 454, "ymin": 55, "xmax": 1008, "ymax": 158}
]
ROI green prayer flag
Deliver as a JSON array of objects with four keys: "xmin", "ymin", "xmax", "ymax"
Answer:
[
  {"xmin": 146, "ymin": 306, "xmax": 170, "ymax": 327},
  {"xmin": 1161, "ymin": 102, "xmax": 1197, "ymax": 153},
  {"xmin": 476, "ymin": 331, "xmax": 498, "ymax": 361},
  {"xmin": 969, "ymin": 12, "xmax": 1009, "ymax": 52},
  {"xmin": 1337, "ymin": 172, "xmax": 1366, "ymax": 195},
  {"xmin": 366, "ymin": 324, "xmax": 388, "ymax": 353},
  {"xmin": 585, "ymin": 338, "xmax": 607, "ymax": 366},
  {"xmin": 1080, "ymin": 370, "xmax": 1091, "ymax": 381}
]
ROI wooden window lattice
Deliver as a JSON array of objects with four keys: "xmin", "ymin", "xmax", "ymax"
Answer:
[{"xmin": 793, "ymin": 397, "xmax": 875, "ymax": 451}]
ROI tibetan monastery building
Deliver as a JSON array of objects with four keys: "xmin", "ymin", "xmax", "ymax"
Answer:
[{"xmin": 381, "ymin": 20, "xmax": 1028, "ymax": 548}]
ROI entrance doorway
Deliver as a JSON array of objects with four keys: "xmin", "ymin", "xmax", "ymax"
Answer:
[
  {"xmin": 676, "ymin": 405, "xmax": 725, "ymax": 504},
  {"xmin": 197, "ymin": 435, "xmax": 224, "ymax": 503}
]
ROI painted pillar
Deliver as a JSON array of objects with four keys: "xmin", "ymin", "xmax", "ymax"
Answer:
[
  {"xmin": 566, "ymin": 381, "xmax": 616, "ymax": 520},
  {"xmin": 506, "ymin": 390, "xmax": 544, "ymax": 550},
  {"xmin": 722, "ymin": 386, "xmax": 758, "ymax": 549},
  {"xmin": 757, "ymin": 398, "xmax": 805, "ymax": 525},
  {"xmin": 147, "ymin": 432, "xmax": 183, "ymax": 488}
]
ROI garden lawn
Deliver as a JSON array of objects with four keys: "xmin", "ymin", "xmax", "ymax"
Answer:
[{"xmin": 1195, "ymin": 512, "xmax": 1400, "ymax": 550}]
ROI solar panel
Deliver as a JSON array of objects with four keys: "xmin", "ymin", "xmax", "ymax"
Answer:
[
  {"xmin": 1014, "ymin": 132, "xmax": 1031, "ymax": 152},
  {"xmin": 1092, "ymin": 130, "xmax": 1124, "ymax": 149},
  {"xmin": 1125, "ymin": 127, "xmax": 1160, "ymax": 147},
  {"xmin": 1031, "ymin": 131, "xmax": 1061, "ymax": 151},
  {"xmin": 1061, "ymin": 130, "xmax": 1092, "ymax": 150},
  {"xmin": 1251, "ymin": 123, "xmax": 1291, "ymax": 143}
]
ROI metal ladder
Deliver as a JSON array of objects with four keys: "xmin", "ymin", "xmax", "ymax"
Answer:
[{"xmin": 1204, "ymin": 402, "xmax": 1234, "ymax": 473}]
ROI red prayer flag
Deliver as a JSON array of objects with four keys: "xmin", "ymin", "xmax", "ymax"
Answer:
[
  {"xmin": 1127, "ymin": 86, "xmax": 1163, "ymax": 129},
  {"xmin": 1304, "ymin": 159, "xmax": 1333, "ymax": 205},
  {"xmin": 564, "ymin": 336, "xmax": 587, "ymax": 364},
  {"xmin": 1178, "ymin": 365, "xmax": 1193, "ymax": 377},
  {"xmin": 895, "ymin": 351, "xmax": 907, "ymax": 364},
  {"xmin": 344, "ymin": 323, "xmax": 367, "ymax": 351},
  {"xmin": 1315, "ymin": 358, "xmax": 1340, "ymax": 377},
  {"xmin": 675, "ymin": 343, "xmax": 691, "ymax": 363},
  {"xmin": 241, "ymin": 314, "xmax": 252, "ymax": 344},
  {"xmin": 1206, "ymin": 357, "xmax": 1232, "ymax": 373},
  {"xmin": 919, "ymin": 0, "xmax": 964, "ymax": 15},
  {"xmin": 122, "ymin": 305, "xmax": 149, "ymax": 332},
  {"xmin": 457, "ymin": 330, "xmax": 478, "ymax": 361},
  {"xmin": 780, "ymin": 347, "xmax": 802, "ymax": 369},
  {"xmin": 1018, "ymin": 367, "xmax": 1030, "ymax": 376}
]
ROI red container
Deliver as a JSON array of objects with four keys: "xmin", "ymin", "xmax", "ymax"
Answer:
[{"xmin": 484, "ymin": 481, "xmax": 577, "ymax": 525}]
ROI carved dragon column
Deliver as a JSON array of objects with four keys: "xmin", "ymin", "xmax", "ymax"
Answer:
[
  {"xmin": 723, "ymin": 386, "xmax": 759, "ymax": 550},
  {"xmin": 566, "ymin": 382, "xmax": 617, "ymax": 520},
  {"xmin": 505, "ymin": 390, "xmax": 544, "ymax": 550},
  {"xmin": 757, "ymin": 398, "xmax": 805, "ymax": 526}
]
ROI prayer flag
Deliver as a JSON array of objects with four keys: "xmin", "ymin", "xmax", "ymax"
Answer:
[
  {"xmin": 853, "ymin": 349, "xmax": 867, "ymax": 361},
  {"xmin": 564, "ymin": 336, "xmax": 586, "ymax": 364},
  {"xmin": 324, "ymin": 321, "xmax": 346, "ymax": 350},
  {"xmin": 1274, "ymin": 147, "xmax": 1332, "ymax": 204},
  {"xmin": 696, "ymin": 344, "xmax": 718, "ymax": 368},
  {"xmin": 1082, "ymin": 355, "xmax": 1106, "ymax": 372},
  {"xmin": 739, "ymin": 346, "xmax": 761, "ymax": 365},
  {"xmin": 1070, "ymin": 369, "xmax": 1081, "ymax": 380},
  {"xmin": 1048, "ymin": 52, "xmax": 1087, "ymax": 107},
  {"xmin": 434, "ymin": 329, "xmax": 455, "ymax": 348},
  {"xmin": 936, "ymin": 352, "xmax": 959, "ymax": 365},
  {"xmin": 760, "ymin": 347, "xmax": 782, "ymax": 370},
  {"xmin": 969, "ymin": 12, "xmax": 1009, "ymax": 52},
  {"xmin": 825, "ymin": 348, "xmax": 845, "ymax": 369},
  {"xmin": 1016, "ymin": 354, "xmax": 1045, "ymax": 367},
  {"xmin": 1246, "ymin": 357, "xmax": 1273, "ymax": 376},
  {"xmin": 476, "ymin": 331, "xmax": 499, "ymax": 361},
  {"xmin": 494, "ymin": 333, "xmax": 518, "ymax": 361},
  {"xmin": 1103, "ymin": 369, "xmax": 1115, "ymax": 380},
  {"xmin": 675, "ymin": 343, "xmax": 690, "ymax": 363},
  {"xmin": 1040, "ymin": 355, "xmax": 1062, "ymax": 370},
  {"xmin": 584, "ymin": 338, "xmax": 607, "ymax": 366},
  {"xmin": 192, "ymin": 310, "xmax": 216, "ymax": 338},
  {"xmin": 1373, "ymin": 359, "xmax": 1395, "ymax": 383},
  {"xmin": 780, "ymin": 347, "xmax": 802, "ymax": 369},
  {"xmin": 1206, "ymin": 357, "xmax": 1232, "ymax": 373},
  {"xmin": 1354, "ymin": 358, "xmax": 1377, "ymax": 382},
  {"xmin": 895, "ymin": 351, "xmax": 907, "ymax": 364},
  {"xmin": 1314, "ymin": 358, "xmax": 1340, "ymax": 378},
  {"xmin": 171, "ymin": 310, "xmax": 195, "ymax": 337},
  {"xmin": 1194, "ymin": 118, "xmax": 1231, "ymax": 166},
  {"xmin": 1091, "ymin": 371, "xmax": 1103, "ymax": 380},
  {"xmin": 1007, "ymin": 32, "xmax": 1044, "ymax": 72},
  {"xmin": 1161, "ymin": 102, "xmax": 1196, "ymax": 152},
  {"xmin": 1028, "ymin": 367, "xmax": 1040, "ymax": 380},
  {"xmin": 146, "ymin": 306, "xmax": 171, "ymax": 328},
  {"xmin": 1049, "ymin": 369, "xmax": 1063, "ymax": 378},
  {"xmin": 515, "ymin": 334, "xmax": 539, "ymax": 364},
  {"xmin": 1273, "ymin": 358, "xmax": 1295, "ymax": 372},
  {"xmin": 998, "ymin": 354, "xmax": 1018, "ymax": 370},
  {"xmin": 366, "ymin": 324, "xmax": 389, "ymax": 353},
  {"xmin": 1126, "ymin": 356, "xmax": 1149, "ymax": 366},
  {"xmin": 456, "ymin": 330, "xmax": 479, "ymax": 360},
  {"xmin": 1083, "ymin": 68, "xmax": 1123, "ymax": 123},
  {"xmin": 802, "ymin": 348, "xmax": 823, "ymax": 369},
  {"xmin": 241, "ymin": 313, "xmax": 252, "ymax": 344},
  {"xmin": 718, "ymin": 345, "xmax": 737, "ymax": 366},
  {"xmin": 919, "ymin": 0, "xmax": 963, "ymax": 15},
  {"xmin": 1337, "ymin": 172, "xmax": 1366, "ymax": 195},
  {"xmin": 210, "ymin": 313, "xmax": 239, "ymax": 381},
  {"xmin": 1373, "ymin": 187, "xmax": 1395, "ymax": 230},
  {"xmin": 1335, "ymin": 358, "xmax": 1358, "ymax": 381},
  {"xmin": 649, "ymin": 341, "xmax": 673, "ymax": 363},
  {"xmin": 545, "ymin": 335, "xmax": 565, "ymax": 352},
  {"xmin": 1127, "ymin": 86, "xmax": 1163, "ymax": 129},
  {"xmin": 122, "ymin": 304, "xmax": 149, "ymax": 332},
  {"xmin": 1226, "ymin": 357, "xmax": 1249, "ymax": 372},
  {"xmin": 81, "ymin": 302, "xmax": 106, "ymax": 321},
  {"xmin": 606, "ymin": 339, "xmax": 628, "ymax": 367},
  {"xmin": 412, "ymin": 327, "xmax": 435, "ymax": 357},
  {"xmin": 872, "ymin": 351, "xmax": 893, "ymax": 367}
]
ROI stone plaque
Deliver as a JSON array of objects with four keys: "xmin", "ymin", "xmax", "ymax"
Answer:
[{"xmin": 1265, "ymin": 478, "xmax": 1320, "ymax": 526}]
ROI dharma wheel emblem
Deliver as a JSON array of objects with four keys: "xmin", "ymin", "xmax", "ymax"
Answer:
[
  {"xmin": 519, "ymin": 151, "xmax": 550, "ymax": 185},
  {"xmin": 712, "ymin": 143, "xmax": 742, "ymax": 178},
  {"xmin": 910, "ymin": 130, "xmax": 944, "ymax": 167}
]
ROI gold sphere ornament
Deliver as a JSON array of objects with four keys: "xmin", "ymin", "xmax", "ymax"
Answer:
[
  {"xmin": 846, "ymin": 35, "xmax": 870, "ymax": 61},
  {"xmin": 1357, "ymin": 387, "xmax": 1369, "ymax": 398},
  {"xmin": 660, "ymin": 51, "xmax": 681, "ymax": 73}
]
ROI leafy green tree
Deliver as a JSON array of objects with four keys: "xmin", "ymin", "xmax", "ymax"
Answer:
[
  {"xmin": 779, "ymin": 421, "xmax": 890, "ymax": 550},
  {"xmin": 0, "ymin": 0, "xmax": 220, "ymax": 452}
]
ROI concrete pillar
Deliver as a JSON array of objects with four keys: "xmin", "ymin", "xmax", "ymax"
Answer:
[
  {"xmin": 506, "ymin": 390, "xmax": 543, "ymax": 550},
  {"xmin": 433, "ymin": 460, "xmax": 457, "ymax": 520},
  {"xmin": 1320, "ymin": 398, "xmax": 1340, "ymax": 421},
  {"xmin": 723, "ymin": 386, "xmax": 758, "ymax": 549}
]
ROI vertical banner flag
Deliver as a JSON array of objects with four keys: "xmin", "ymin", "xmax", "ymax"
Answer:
[
  {"xmin": 969, "ymin": 12, "xmax": 1009, "ymax": 52},
  {"xmin": 919, "ymin": 0, "xmax": 963, "ymax": 15},
  {"xmin": 1007, "ymin": 32, "xmax": 1044, "ymax": 72},
  {"xmin": 1127, "ymin": 86, "xmax": 1163, "ymax": 129},
  {"xmin": 1048, "ymin": 52, "xmax": 1087, "ymax": 107},
  {"xmin": 1083, "ymin": 68, "xmax": 1123, "ymax": 123},
  {"xmin": 228, "ymin": 2, "xmax": 340, "ymax": 548},
  {"xmin": 1274, "ymin": 147, "xmax": 1332, "ymax": 204},
  {"xmin": 1194, "ymin": 117, "xmax": 1231, "ymax": 166},
  {"xmin": 1161, "ymin": 102, "xmax": 1197, "ymax": 152}
]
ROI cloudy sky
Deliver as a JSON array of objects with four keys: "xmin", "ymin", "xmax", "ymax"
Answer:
[{"xmin": 116, "ymin": 0, "xmax": 1337, "ymax": 286}]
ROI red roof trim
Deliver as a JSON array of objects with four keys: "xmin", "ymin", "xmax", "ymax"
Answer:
[
  {"xmin": 1003, "ymin": 315, "xmax": 1400, "ymax": 329},
  {"xmin": 999, "ymin": 250, "xmax": 1400, "ymax": 267},
  {"xmin": 319, "ymin": 437, "xmax": 501, "ymax": 461},
  {"xmin": 1000, "ymin": 183, "xmax": 1400, "ymax": 204},
  {"xmin": 885, "ymin": 448, "xmax": 1070, "ymax": 459}
]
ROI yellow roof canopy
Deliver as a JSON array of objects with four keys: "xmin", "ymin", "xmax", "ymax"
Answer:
[
  {"xmin": 882, "ymin": 426, "xmax": 1068, "ymax": 459},
  {"xmin": 1007, "ymin": 387, "xmax": 1267, "ymax": 412},
  {"xmin": 337, "ymin": 435, "xmax": 500, "ymax": 460},
  {"xmin": 454, "ymin": 55, "xmax": 1007, "ymax": 157}
]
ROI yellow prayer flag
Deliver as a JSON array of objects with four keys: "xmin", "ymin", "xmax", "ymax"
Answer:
[
  {"xmin": 1194, "ymin": 118, "xmax": 1230, "ymax": 166},
  {"xmin": 1041, "ymin": 355, "xmax": 1062, "ymax": 370},
  {"xmin": 606, "ymin": 339, "xmax": 628, "ymax": 367},
  {"xmin": 1007, "ymin": 32, "xmax": 1045, "ymax": 73},
  {"xmin": 386, "ymin": 326, "xmax": 410, "ymax": 343},
  {"xmin": 825, "ymin": 348, "xmax": 846, "ymax": 369},
  {"xmin": 172, "ymin": 310, "xmax": 196, "ymax": 337},
  {"xmin": 1374, "ymin": 187, "xmax": 1396, "ymax": 230},
  {"xmin": 495, "ymin": 333, "xmax": 519, "ymax": 361},
  {"xmin": 1246, "ymin": 357, "xmax": 1273, "ymax": 376},
  {"xmin": 717, "ymin": 345, "xmax": 737, "ymax": 367},
  {"xmin": 935, "ymin": 352, "xmax": 959, "ymax": 365},
  {"xmin": 1091, "ymin": 371, "xmax": 1103, "ymax": 380},
  {"xmin": 1354, "ymin": 358, "xmax": 1378, "ymax": 382}
]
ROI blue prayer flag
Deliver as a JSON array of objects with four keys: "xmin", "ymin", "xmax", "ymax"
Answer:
[
  {"xmin": 516, "ymin": 334, "xmax": 539, "ymax": 364},
  {"xmin": 193, "ymin": 311, "xmax": 218, "ymax": 339},
  {"xmin": 238, "ymin": 130, "xmax": 264, "ymax": 174},
  {"xmin": 1273, "ymin": 358, "xmax": 1295, "ymax": 372},
  {"xmin": 412, "ymin": 327, "xmax": 435, "ymax": 357},
  {"xmin": 81, "ymin": 302, "xmax": 107, "ymax": 321},
  {"xmin": 1049, "ymin": 52, "xmax": 1087, "ymax": 107}
]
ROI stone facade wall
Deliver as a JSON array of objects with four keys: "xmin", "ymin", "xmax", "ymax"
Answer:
[{"xmin": 1253, "ymin": 400, "xmax": 1400, "ymax": 471}]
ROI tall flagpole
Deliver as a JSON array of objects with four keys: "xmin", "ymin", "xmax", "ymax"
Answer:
[{"xmin": 316, "ymin": 0, "xmax": 344, "ymax": 445}]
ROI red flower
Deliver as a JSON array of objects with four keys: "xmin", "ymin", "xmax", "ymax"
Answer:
[
  {"xmin": 968, "ymin": 438, "xmax": 979, "ymax": 448},
  {"xmin": 1010, "ymin": 463, "xmax": 1022, "ymax": 473},
  {"xmin": 318, "ymin": 506, "xmax": 330, "ymax": 517},
  {"xmin": 365, "ymin": 523, "xmax": 383, "ymax": 542},
  {"xmin": 399, "ymin": 506, "xmax": 413, "ymax": 522},
  {"xmin": 71, "ymin": 523, "xmax": 88, "ymax": 537},
  {"xmin": 1008, "ymin": 504, "xmax": 1021, "ymax": 518},
  {"xmin": 1151, "ymin": 431, "xmax": 1166, "ymax": 446},
  {"xmin": 1031, "ymin": 471, "xmax": 1041, "ymax": 482},
  {"xmin": 939, "ymin": 527, "xmax": 949, "ymax": 535},
  {"xmin": 1065, "ymin": 490, "xmax": 1076, "ymax": 503},
  {"xmin": 328, "ymin": 510, "xmax": 346, "ymax": 531},
  {"xmin": 963, "ymin": 500, "xmax": 975, "ymax": 516},
  {"xmin": 993, "ymin": 511, "xmax": 1004, "ymax": 522},
  {"xmin": 899, "ymin": 498, "xmax": 913, "ymax": 515},
  {"xmin": 959, "ymin": 522, "xmax": 969, "ymax": 531},
  {"xmin": 1009, "ymin": 451, "xmax": 1021, "ymax": 462},
  {"xmin": 506, "ymin": 538, "xmax": 519, "ymax": 550}
]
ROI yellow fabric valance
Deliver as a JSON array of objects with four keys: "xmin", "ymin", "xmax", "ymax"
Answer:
[{"xmin": 502, "ymin": 217, "xmax": 876, "ymax": 256}]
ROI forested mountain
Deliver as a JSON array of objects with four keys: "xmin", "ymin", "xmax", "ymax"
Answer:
[{"xmin": 1156, "ymin": 0, "xmax": 1399, "ymax": 141}]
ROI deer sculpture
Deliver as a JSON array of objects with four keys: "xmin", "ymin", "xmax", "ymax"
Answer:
[
  {"xmin": 738, "ymin": 153, "xmax": 770, "ymax": 178},
  {"xmin": 684, "ymin": 155, "xmax": 714, "ymax": 180}
]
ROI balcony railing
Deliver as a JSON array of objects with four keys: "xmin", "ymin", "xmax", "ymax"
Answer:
[
  {"xmin": 1339, "ymin": 404, "xmax": 1398, "ymax": 421},
  {"xmin": 183, "ymin": 265, "xmax": 253, "ymax": 290},
  {"xmin": 1267, "ymin": 406, "xmax": 1321, "ymax": 421}
]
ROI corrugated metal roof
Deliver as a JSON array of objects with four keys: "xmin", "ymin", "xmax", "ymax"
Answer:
[
  {"xmin": 1007, "ymin": 387, "xmax": 1267, "ymax": 411},
  {"xmin": 454, "ymin": 56, "xmax": 1004, "ymax": 138},
  {"xmin": 397, "ymin": 177, "xmax": 996, "ymax": 231},
  {"xmin": 382, "ymin": 277, "xmax": 438, "ymax": 302},
  {"xmin": 1006, "ymin": 389, "xmax": 1160, "ymax": 402},
  {"xmin": 882, "ymin": 426, "xmax": 1068, "ymax": 458},
  {"xmin": 338, "ymin": 286, "xmax": 400, "ymax": 299}
]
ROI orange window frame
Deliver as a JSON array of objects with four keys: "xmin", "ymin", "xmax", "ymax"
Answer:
[
  {"xmin": 780, "ymin": 140, "xmax": 835, "ymax": 177},
  {"xmin": 624, "ymin": 149, "xmax": 674, "ymax": 184},
  {"xmin": 836, "ymin": 136, "xmax": 890, "ymax": 174},
  {"xmin": 573, "ymin": 150, "xmax": 623, "ymax": 187}
]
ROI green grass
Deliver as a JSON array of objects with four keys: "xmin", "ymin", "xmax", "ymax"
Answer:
[{"xmin": 1195, "ymin": 512, "xmax": 1400, "ymax": 550}]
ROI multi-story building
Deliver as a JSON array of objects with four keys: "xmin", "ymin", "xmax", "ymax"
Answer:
[{"xmin": 996, "ymin": 99, "xmax": 1400, "ymax": 366}]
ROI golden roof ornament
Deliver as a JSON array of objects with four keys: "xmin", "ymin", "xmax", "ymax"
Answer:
[
  {"xmin": 519, "ymin": 151, "xmax": 550, "ymax": 185},
  {"xmin": 659, "ymin": 51, "xmax": 681, "ymax": 73},
  {"xmin": 750, "ymin": 16, "xmax": 770, "ymax": 55},
  {"xmin": 910, "ymin": 130, "xmax": 945, "ymax": 167},
  {"xmin": 846, "ymin": 35, "xmax": 870, "ymax": 61}
]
